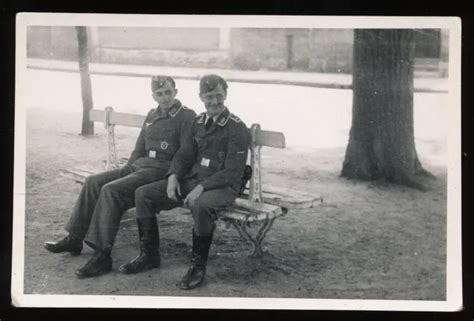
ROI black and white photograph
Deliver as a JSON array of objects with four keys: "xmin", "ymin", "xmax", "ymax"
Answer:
[{"xmin": 12, "ymin": 13, "xmax": 461, "ymax": 310}]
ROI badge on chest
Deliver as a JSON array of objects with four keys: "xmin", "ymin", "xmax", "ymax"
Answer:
[{"xmin": 200, "ymin": 157, "xmax": 210, "ymax": 167}]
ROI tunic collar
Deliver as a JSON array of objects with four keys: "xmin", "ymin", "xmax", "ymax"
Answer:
[
  {"xmin": 156, "ymin": 100, "xmax": 182, "ymax": 118},
  {"xmin": 216, "ymin": 107, "xmax": 230, "ymax": 126},
  {"xmin": 206, "ymin": 107, "xmax": 230, "ymax": 127},
  {"xmin": 168, "ymin": 100, "xmax": 183, "ymax": 118}
]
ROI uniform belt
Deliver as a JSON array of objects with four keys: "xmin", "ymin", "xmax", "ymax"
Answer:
[{"xmin": 146, "ymin": 150, "xmax": 173, "ymax": 161}]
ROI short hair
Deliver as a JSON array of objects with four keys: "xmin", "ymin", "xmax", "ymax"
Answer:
[
  {"xmin": 199, "ymin": 74, "xmax": 228, "ymax": 94},
  {"xmin": 151, "ymin": 75, "xmax": 176, "ymax": 92}
]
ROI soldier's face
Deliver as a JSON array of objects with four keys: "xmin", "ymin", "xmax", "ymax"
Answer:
[
  {"xmin": 200, "ymin": 84, "xmax": 227, "ymax": 117},
  {"xmin": 153, "ymin": 81, "xmax": 178, "ymax": 109}
]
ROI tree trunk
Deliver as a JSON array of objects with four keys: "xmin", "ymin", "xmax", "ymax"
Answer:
[
  {"xmin": 76, "ymin": 26, "xmax": 94, "ymax": 136},
  {"xmin": 341, "ymin": 29, "xmax": 430, "ymax": 188}
]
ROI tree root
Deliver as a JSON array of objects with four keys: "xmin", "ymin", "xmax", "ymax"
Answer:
[
  {"xmin": 416, "ymin": 167, "xmax": 436, "ymax": 179},
  {"xmin": 388, "ymin": 174, "xmax": 428, "ymax": 191}
]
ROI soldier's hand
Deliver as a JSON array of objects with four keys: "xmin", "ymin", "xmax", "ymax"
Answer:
[
  {"xmin": 184, "ymin": 184, "xmax": 204, "ymax": 207},
  {"xmin": 167, "ymin": 174, "xmax": 182, "ymax": 202}
]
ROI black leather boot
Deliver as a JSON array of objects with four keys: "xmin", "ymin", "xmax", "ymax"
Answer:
[
  {"xmin": 44, "ymin": 235, "xmax": 83, "ymax": 256},
  {"xmin": 75, "ymin": 249, "xmax": 112, "ymax": 279},
  {"xmin": 178, "ymin": 230, "xmax": 213, "ymax": 290},
  {"xmin": 119, "ymin": 217, "xmax": 160, "ymax": 274}
]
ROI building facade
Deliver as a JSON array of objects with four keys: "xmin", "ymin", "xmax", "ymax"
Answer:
[{"xmin": 27, "ymin": 26, "xmax": 448, "ymax": 75}]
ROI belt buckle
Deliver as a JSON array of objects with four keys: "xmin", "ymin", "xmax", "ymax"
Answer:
[{"xmin": 149, "ymin": 150, "xmax": 156, "ymax": 158}]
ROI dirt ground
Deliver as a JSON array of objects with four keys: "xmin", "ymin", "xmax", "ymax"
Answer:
[{"xmin": 22, "ymin": 106, "xmax": 447, "ymax": 300}]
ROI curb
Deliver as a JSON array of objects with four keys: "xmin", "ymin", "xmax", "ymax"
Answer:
[{"xmin": 27, "ymin": 64, "xmax": 448, "ymax": 94}]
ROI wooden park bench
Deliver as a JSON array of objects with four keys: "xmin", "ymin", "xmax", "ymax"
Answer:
[{"xmin": 60, "ymin": 107, "xmax": 323, "ymax": 257}]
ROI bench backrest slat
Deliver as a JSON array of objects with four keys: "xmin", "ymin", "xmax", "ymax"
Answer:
[
  {"xmin": 255, "ymin": 130, "xmax": 285, "ymax": 149},
  {"xmin": 90, "ymin": 109, "xmax": 145, "ymax": 128},
  {"xmin": 89, "ymin": 109, "xmax": 105, "ymax": 123}
]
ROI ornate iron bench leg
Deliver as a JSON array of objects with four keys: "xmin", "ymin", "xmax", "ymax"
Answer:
[
  {"xmin": 229, "ymin": 219, "xmax": 259, "ymax": 256},
  {"xmin": 254, "ymin": 215, "xmax": 276, "ymax": 257},
  {"xmin": 228, "ymin": 215, "xmax": 277, "ymax": 257}
]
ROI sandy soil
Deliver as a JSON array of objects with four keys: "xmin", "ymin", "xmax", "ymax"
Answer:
[{"xmin": 22, "ymin": 106, "xmax": 447, "ymax": 300}]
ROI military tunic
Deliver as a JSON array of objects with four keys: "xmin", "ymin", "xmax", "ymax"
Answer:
[
  {"xmin": 127, "ymin": 101, "xmax": 195, "ymax": 169},
  {"xmin": 134, "ymin": 107, "xmax": 250, "ymax": 235},
  {"xmin": 65, "ymin": 100, "xmax": 196, "ymax": 252}
]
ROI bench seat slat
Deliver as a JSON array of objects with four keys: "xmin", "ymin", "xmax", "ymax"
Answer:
[
  {"xmin": 232, "ymin": 198, "xmax": 282, "ymax": 216},
  {"xmin": 158, "ymin": 206, "xmax": 280, "ymax": 222},
  {"xmin": 219, "ymin": 210, "xmax": 280, "ymax": 222},
  {"xmin": 263, "ymin": 185, "xmax": 323, "ymax": 208},
  {"xmin": 242, "ymin": 186, "xmax": 322, "ymax": 209}
]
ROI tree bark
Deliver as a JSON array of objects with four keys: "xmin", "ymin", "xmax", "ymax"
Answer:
[
  {"xmin": 341, "ymin": 29, "xmax": 430, "ymax": 188},
  {"xmin": 76, "ymin": 26, "xmax": 94, "ymax": 136}
]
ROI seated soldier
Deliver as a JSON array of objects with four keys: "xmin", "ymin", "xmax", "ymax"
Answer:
[
  {"xmin": 44, "ymin": 75, "xmax": 196, "ymax": 279},
  {"xmin": 119, "ymin": 74, "xmax": 250, "ymax": 290}
]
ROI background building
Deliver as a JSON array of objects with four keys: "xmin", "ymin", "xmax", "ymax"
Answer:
[{"xmin": 27, "ymin": 27, "xmax": 449, "ymax": 76}]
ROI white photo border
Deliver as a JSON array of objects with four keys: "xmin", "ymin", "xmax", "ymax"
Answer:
[{"xmin": 13, "ymin": 13, "xmax": 462, "ymax": 311}]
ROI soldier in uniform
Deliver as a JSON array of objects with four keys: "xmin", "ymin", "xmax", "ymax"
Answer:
[
  {"xmin": 44, "ymin": 76, "xmax": 196, "ymax": 278},
  {"xmin": 120, "ymin": 74, "xmax": 250, "ymax": 290}
]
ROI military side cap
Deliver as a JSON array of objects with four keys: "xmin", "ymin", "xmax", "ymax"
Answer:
[
  {"xmin": 151, "ymin": 75, "xmax": 176, "ymax": 91},
  {"xmin": 199, "ymin": 74, "xmax": 228, "ymax": 94}
]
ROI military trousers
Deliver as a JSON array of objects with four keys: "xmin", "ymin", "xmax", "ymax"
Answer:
[
  {"xmin": 65, "ymin": 165, "xmax": 167, "ymax": 252},
  {"xmin": 135, "ymin": 177, "xmax": 238, "ymax": 236}
]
